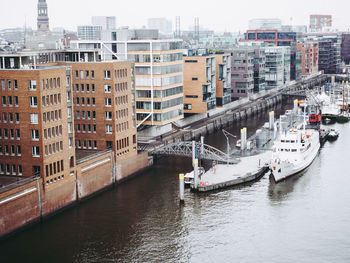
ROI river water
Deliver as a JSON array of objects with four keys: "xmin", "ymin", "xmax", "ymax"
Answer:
[{"xmin": 1, "ymin": 99, "xmax": 350, "ymax": 263}]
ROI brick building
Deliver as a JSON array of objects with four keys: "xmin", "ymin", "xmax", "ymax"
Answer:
[
  {"xmin": 230, "ymin": 47, "xmax": 255, "ymax": 100},
  {"xmin": 0, "ymin": 66, "xmax": 76, "ymax": 189},
  {"xmin": 297, "ymin": 42, "xmax": 319, "ymax": 76},
  {"xmin": 65, "ymin": 61, "xmax": 137, "ymax": 161}
]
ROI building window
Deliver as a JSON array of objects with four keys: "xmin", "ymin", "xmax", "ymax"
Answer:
[
  {"xmin": 105, "ymin": 125, "xmax": 113, "ymax": 134},
  {"xmin": 30, "ymin": 114, "xmax": 39, "ymax": 124},
  {"xmin": 14, "ymin": 80, "xmax": 18, "ymax": 90},
  {"xmin": 16, "ymin": 129, "xmax": 20, "ymax": 139},
  {"xmin": 17, "ymin": 145, "xmax": 21, "ymax": 156},
  {"xmin": 1, "ymin": 80, "xmax": 5, "ymax": 90},
  {"xmin": 105, "ymin": 98, "xmax": 112, "ymax": 107},
  {"xmin": 18, "ymin": 165, "xmax": 22, "ymax": 175},
  {"xmin": 104, "ymin": 70, "xmax": 111, "ymax": 79},
  {"xmin": 32, "ymin": 146, "xmax": 40, "ymax": 157},
  {"xmin": 29, "ymin": 80, "xmax": 37, "ymax": 91},
  {"xmin": 91, "ymin": 71, "xmax": 95, "ymax": 80},
  {"xmin": 30, "ymin": 96, "xmax": 38, "ymax": 107},
  {"xmin": 104, "ymin": 85, "xmax": 111, "ymax": 93},
  {"xmin": 31, "ymin": 130, "xmax": 39, "ymax": 140},
  {"xmin": 105, "ymin": 111, "xmax": 112, "ymax": 120}
]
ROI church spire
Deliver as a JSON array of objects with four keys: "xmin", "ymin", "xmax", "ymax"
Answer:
[{"xmin": 37, "ymin": 0, "xmax": 50, "ymax": 35}]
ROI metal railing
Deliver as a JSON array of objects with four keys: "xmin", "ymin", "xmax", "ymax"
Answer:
[{"xmin": 150, "ymin": 141, "xmax": 239, "ymax": 164}]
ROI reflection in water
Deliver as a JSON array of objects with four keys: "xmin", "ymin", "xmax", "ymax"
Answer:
[{"xmin": 2, "ymin": 99, "xmax": 350, "ymax": 263}]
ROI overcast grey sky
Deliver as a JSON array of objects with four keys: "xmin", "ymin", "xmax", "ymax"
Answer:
[{"xmin": 1, "ymin": 0, "xmax": 350, "ymax": 32}]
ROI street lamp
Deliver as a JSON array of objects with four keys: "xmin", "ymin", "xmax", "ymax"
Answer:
[{"xmin": 222, "ymin": 129, "xmax": 236, "ymax": 165}]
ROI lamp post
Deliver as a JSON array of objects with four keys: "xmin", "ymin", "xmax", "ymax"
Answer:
[{"xmin": 222, "ymin": 129, "xmax": 236, "ymax": 165}]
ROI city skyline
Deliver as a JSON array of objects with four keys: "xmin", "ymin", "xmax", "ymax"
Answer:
[{"xmin": 1, "ymin": 0, "xmax": 350, "ymax": 32}]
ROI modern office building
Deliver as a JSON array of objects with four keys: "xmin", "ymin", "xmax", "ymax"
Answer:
[
  {"xmin": 230, "ymin": 47, "xmax": 255, "ymax": 100},
  {"xmin": 147, "ymin": 18, "xmax": 172, "ymax": 35},
  {"xmin": 253, "ymin": 47, "xmax": 266, "ymax": 93},
  {"xmin": 198, "ymin": 35, "xmax": 238, "ymax": 50},
  {"xmin": 248, "ymin": 18, "xmax": 282, "ymax": 30},
  {"xmin": 264, "ymin": 46, "xmax": 290, "ymax": 90},
  {"xmin": 77, "ymin": 26, "xmax": 102, "ymax": 40},
  {"xmin": 70, "ymin": 29, "xmax": 184, "ymax": 126},
  {"xmin": 297, "ymin": 42, "xmax": 319, "ymax": 76},
  {"xmin": 215, "ymin": 53, "xmax": 231, "ymax": 106},
  {"xmin": 309, "ymin": 15, "xmax": 332, "ymax": 32},
  {"xmin": 341, "ymin": 33, "xmax": 350, "ymax": 64},
  {"xmin": 92, "ymin": 16, "xmax": 116, "ymax": 30},
  {"xmin": 242, "ymin": 29, "xmax": 300, "ymax": 81},
  {"xmin": 183, "ymin": 54, "xmax": 216, "ymax": 113}
]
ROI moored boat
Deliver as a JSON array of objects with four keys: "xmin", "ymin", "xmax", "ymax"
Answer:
[
  {"xmin": 269, "ymin": 126, "xmax": 320, "ymax": 183},
  {"xmin": 327, "ymin": 129, "xmax": 339, "ymax": 141}
]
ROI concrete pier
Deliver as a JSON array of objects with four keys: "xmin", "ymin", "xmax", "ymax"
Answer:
[{"xmin": 191, "ymin": 152, "xmax": 271, "ymax": 192}]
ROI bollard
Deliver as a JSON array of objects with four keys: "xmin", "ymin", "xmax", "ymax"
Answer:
[
  {"xmin": 193, "ymin": 158, "xmax": 199, "ymax": 189},
  {"xmin": 179, "ymin": 173, "xmax": 184, "ymax": 204},
  {"xmin": 200, "ymin": 136, "xmax": 204, "ymax": 155},
  {"xmin": 192, "ymin": 140, "xmax": 196, "ymax": 167},
  {"xmin": 269, "ymin": 111, "xmax": 274, "ymax": 130},
  {"xmin": 293, "ymin": 99, "xmax": 298, "ymax": 114},
  {"xmin": 241, "ymin": 127, "xmax": 247, "ymax": 150}
]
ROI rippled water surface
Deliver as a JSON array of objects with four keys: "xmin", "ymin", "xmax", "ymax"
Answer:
[{"xmin": 1, "ymin": 100, "xmax": 350, "ymax": 263}]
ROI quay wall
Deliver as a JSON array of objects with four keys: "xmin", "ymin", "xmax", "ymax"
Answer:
[
  {"xmin": 0, "ymin": 152, "xmax": 150, "ymax": 239},
  {"xmin": 0, "ymin": 179, "xmax": 40, "ymax": 237}
]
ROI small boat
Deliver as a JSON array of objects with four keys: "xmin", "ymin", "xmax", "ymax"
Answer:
[
  {"xmin": 184, "ymin": 167, "xmax": 205, "ymax": 187},
  {"xmin": 336, "ymin": 112, "xmax": 350, "ymax": 123},
  {"xmin": 323, "ymin": 118, "xmax": 332, "ymax": 124},
  {"xmin": 319, "ymin": 128, "xmax": 329, "ymax": 145},
  {"xmin": 327, "ymin": 129, "xmax": 339, "ymax": 141}
]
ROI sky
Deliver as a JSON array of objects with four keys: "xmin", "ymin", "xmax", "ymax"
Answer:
[{"xmin": 0, "ymin": 0, "xmax": 350, "ymax": 32}]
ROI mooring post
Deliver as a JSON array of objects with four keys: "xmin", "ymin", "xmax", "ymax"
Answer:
[
  {"xmin": 241, "ymin": 127, "xmax": 247, "ymax": 150},
  {"xmin": 193, "ymin": 158, "xmax": 199, "ymax": 189},
  {"xmin": 200, "ymin": 136, "xmax": 204, "ymax": 155},
  {"xmin": 179, "ymin": 173, "xmax": 184, "ymax": 204},
  {"xmin": 269, "ymin": 111, "xmax": 274, "ymax": 130},
  {"xmin": 293, "ymin": 99, "xmax": 298, "ymax": 114},
  {"xmin": 192, "ymin": 140, "xmax": 196, "ymax": 167}
]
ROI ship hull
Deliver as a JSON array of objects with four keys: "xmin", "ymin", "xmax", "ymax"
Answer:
[{"xmin": 270, "ymin": 142, "xmax": 320, "ymax": 183}]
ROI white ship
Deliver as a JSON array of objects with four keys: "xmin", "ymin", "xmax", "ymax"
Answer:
[{"xmin": 269, "ymin": 126, "xmax": 320, "ymax": 182}]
